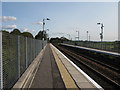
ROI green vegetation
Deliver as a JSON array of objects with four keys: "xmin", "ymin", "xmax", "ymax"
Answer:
[
  {"xmin": 21, "ymin": 32, "xmax": 33, "ymax": 38},
  {"xmin": 50, "ymin": 37, "xmax": 69, "ymax": 43},
  {"xmin": 35, "ymin": 31, "xmax": 47, "ymax": 40},
  {"xmin": 10, "ymin": 29, "xmax": 33, "ymax": 38},
  {"xmin": 1, "ymin": 30, "xmax": 9, "ymax": 33},
  {"xmin": 1, "ymin": 29, "xmax": 50, "ymax": 40},
  {"xmin": 10, "ymin": 29, "xmax": 21, "ymax": 35}
]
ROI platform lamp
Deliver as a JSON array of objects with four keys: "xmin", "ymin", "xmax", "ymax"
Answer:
[
  {"xmin": 45, "ymin": 29, "xmax": 49, "ymax": 41},
  {"xmin": 42, "ymin": 18, "xmax": 50, "ymax": 40},
  {"xmin": 41, "ymin": 18, "xmax": 50, "ymax": 49}
]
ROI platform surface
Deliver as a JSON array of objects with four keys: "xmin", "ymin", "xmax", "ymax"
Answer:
[
  {"xmin": 61, "ymin": 43, "xmax": 120, "ymax": 56},
  {"xmin": 13, "ymin": 44, "xmax": 102, "ymax": 90},
  {"xmin": 30, "ymin": 44, "xmax": 66, "ymax": 88}
]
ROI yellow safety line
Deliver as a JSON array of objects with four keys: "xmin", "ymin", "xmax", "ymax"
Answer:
[{"xmin": 50, "ymin": 44, "xmax": 78, "ymax": 89}]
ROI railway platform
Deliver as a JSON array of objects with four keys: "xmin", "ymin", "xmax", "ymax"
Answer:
[
  {"xmin": 12, "ymin": 44, "xmax": 103, "ymax": 89},
  {"xmin": 60, "ymin": 43, "xmax": 120, "ymax": 56}
]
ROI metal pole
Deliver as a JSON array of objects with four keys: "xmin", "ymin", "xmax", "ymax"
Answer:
[
  {"xmin": 97, "ymin": 23, "xmax": 104, "ymax": 42},
  {"xmin": 98, "ymin": 23, "xmax": 104, "ymax": 42},
  {"xmin": 43, "ymin": 19, "xmax": 45, "ymax": 40},
  {"xmin": 0, "ymin": 31, "xmax": 3, "ymax": 89},
  {"xmin": 46, "ymin": 29, "xmax": 49, "ymax": 42},
  {"xmin": 25, "ymin": 37, "xmax": 28, "ymax": 68},
  {"xmin": 18, "ymin": 36, "xmax": 20, "ymax": 77},
  {"xmin": 69, "ymin": 35, "xmax": 70, "ymax": 40},
  {"xmin": 89, "ymin": 35, "xmax": 90, "ymax": 41},
  {"xmin": 78, "ymin": 31, "xmax": 79, "ymax": 41},
  {"xmin": 87, "ymin": 31, "xmax": 88, "ymax": 41},
  {"xmin": 76, "ymin": 31, "xmax": 79, "ymax": 41},
  {"xmin": 101, "ymin": 24, "xmax": 104, "ymax": 42},
  {"xmin": 43, "ymin": 19, "xmax": 45, "ymax": 32}
]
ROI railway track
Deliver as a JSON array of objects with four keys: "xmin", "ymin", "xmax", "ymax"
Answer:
[{"xmin": 55, "ymin": 44, "xmax": 120, "ymax": 90}]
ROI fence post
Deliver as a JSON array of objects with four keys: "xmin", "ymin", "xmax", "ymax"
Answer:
[
  {"xmin": 18, "ymin": 36, "xmax": 20, "ymax": 77},
  {"xmin": 26, "ymin": 37, "xmax": 28, "ymax": 68},
  {"xmin": 0, "ymin": 32, "xmax": 3, "ymax": 89}
]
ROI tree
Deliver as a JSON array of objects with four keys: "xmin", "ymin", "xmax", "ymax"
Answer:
[
  {"xmin": 10, "ymin": 29, "xmax": 34, "ymax": 38},
  {"xmin": 21, "ymin": 32, "xmax": 33, "ymax": 38},
  {"xmin": 10, "ymin": 29, "xmax": 21, "ymax": 35},
  {"xmin": 60, "ymin": 37, "xmax": 69, "ymax": 41},
  {"xmin": 1, "ymin": 30, "xmax": 9, "ymax": 33},
  {"xmin": 50, "ymin": 37, "xmax": 69, "ymax": 43},
  {"xmin": 35, "ymin": 31, "xmax": 47, "ymax": 40}
]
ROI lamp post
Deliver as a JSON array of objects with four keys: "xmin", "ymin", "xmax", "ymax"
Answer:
[
  {"xmin": 45, "ymin": 29, "xmax": 49, "ymax": 40},
  {"xmin": 42, "ymin": 18, "xmax": 50, "ymax": 40},
  {"xmin": 67, "ymin": 34, "xmax": 71, "ymax": 40},
  {"xmin": 86, "ymin": 31, "xmax": 88, "ymax": 41},
  {"xmin": 89, "ymin": 34, "xmax": 90, "ymax": 41},
  {"xmin": 97, "ymin": 23, "xmax": 104, "ymax": 42},
  {"xmin": 76, "ymin": 31, "xmax": 79, "ymax": 41}
]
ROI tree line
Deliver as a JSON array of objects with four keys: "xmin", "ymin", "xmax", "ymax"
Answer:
[
  {"xmin": 1, "ymin": 28, "xmax": 70, "ymax": 43},
  {"xmin": 1, "ymin": 28, "xmax": 47, "ymax": 40}
]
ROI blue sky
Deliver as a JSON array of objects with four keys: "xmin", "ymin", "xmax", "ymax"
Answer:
[
  {"xmin": 1, "ymin": 0, "xmax": 119, "ymax": 2},
  {"xmin": 1, "ymin": 2, "xmax": 118, "ymax": 41}
]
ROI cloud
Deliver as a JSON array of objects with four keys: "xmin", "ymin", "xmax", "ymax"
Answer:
[
  {"xmin": 34, "ymin": 21, "xmax": 43, "ymax": 25},
  {"xmin": 32, "ymin": 29, "xmax": 35, "ymax": 32},
  {"xmin": 1, "ymin": 25, "xmax": 17, "ymax": 29},
  {"xmin": 0, "ymin": 16, "xmax": 17, "ymax": 22},
  {"xmin": 20, "ymin": 28, "xmax": 35, "ymax": 32},
  {"xmin": 21, "ymin": 28, "xmax": 29, "ymax": 32}
]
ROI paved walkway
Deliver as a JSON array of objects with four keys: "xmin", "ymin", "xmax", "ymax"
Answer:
[
  {"xmin": 30, "ymin": 44, "xmax": 65, "ymax": 88},
  {"xmin": 13, "ymin": 44, "xmax": 100, "ymax": 89}
]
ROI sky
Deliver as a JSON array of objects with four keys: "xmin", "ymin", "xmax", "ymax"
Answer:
[
  {"xmin": 0, "ymin": 1, "xmax": 119, "ymax": 41},
  {"xmin": 1, "ymin": 0, "xmax": 119, "ymax": 2}
]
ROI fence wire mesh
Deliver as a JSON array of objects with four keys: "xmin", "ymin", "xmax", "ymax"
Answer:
[
  {"xmin": 0, "ymin": 31, "xmax": 47, "ymax": 89},
  {"xmin": 2, "ymin": 32, "xmax": 18, "ymax": 88}
]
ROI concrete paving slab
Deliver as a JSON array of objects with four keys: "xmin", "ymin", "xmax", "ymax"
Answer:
[
  {"xmin": 76, "ymin": 82, "xmax": 97, "ymax": 89},
  {"xmin": 58, "ymin": 54, "xmax": 65, "ymax": 59},
  {"xmin": 66, "ymin": 66, "xmax": 77, "ymax": 71},
  {"xmin": 68, "ymin": 70, "xmax": 80, "ymax": 75},
  {"xmin": 73, "ymin": 75, "xmax": 90, "ymax": 83},
  {"xmin": 61, "ymin": 59, "xmax": 71, "ymax": 64},
  {"xmin": 30, "ymin": 44, "xmax": 65, "ymax": 88},
  {"xmin": 63, "ymin": 63, "xmax": 73, "ymax": 67}
]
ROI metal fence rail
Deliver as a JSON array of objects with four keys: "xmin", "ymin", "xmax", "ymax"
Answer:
[
  {"xmin": 63, "ymin": 41, "xmax": 120, "ymax": 53},
  {"xmin": 0, "ymin": 31, "xmax": 47, "ymax": 89},
  {"xmin": 0, "ymin": 31, "xmax": 3, "ymax": 89}
]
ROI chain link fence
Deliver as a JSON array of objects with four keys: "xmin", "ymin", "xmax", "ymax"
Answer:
[
  {"xmin": 0, "ymin": 31, "xmax": 47, "ymax": 89},
  {"xmin": 63, "ymin": 41, "xmax": 120, "ymax": 53}
]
